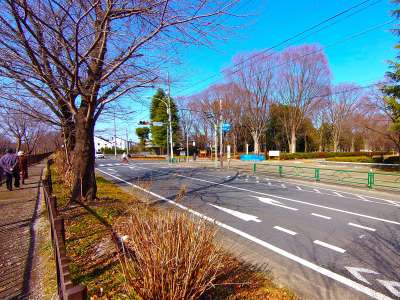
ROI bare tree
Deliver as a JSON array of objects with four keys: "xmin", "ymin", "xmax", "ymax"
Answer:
[
  {"xmin": 0, "ymin": 0, "xmax": 242, "ymax": 201},
  {"xmin": 326, "ymin": 83, "xmax": 361, "ymax": 152},
  {"xmin": 276, "ymin": 45, "xmax": 331, "ymax": 153},
  {"xmin": 227, "ymin": 52, "xmax": 274, "ymax": 154},
  {"xmin": 0, "ymin": 107, "xmax": 48, "ymax": 153},
  {"xmin": 361, "ymin": 85, "xmax": 400, "ymax": 153}
]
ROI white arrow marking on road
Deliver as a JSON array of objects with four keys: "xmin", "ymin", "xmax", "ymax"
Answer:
[
  {"xmin": 345, "ymin": 267, "xmax": 379, "ymax": 285},
  {"xmin": 313, "ymin": 188, "xmax": 321, "ymax": 193},
  {"xmin": 377, "ymin": 280, "xmax": 400, "ymax": 297},
  {"xmin": 334, "ymin": 192, "xmax": 344, "ymax": 197},
  {"xmin": 254, "ymin": 196, "xmax": 299, "ymax": 211},
  {"xmin": 208, "ymin": 204, "xmax": 261, "ymax": 222},
  {"xmin": 296, "ymin": 186, "xmax": 302, "ymax": 190}
]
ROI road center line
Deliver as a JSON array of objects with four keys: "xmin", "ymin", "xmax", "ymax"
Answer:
[
  {"xmin": 314, "ymin": 240, "xmax": 346, "ymax": 253},
  {"xmin": 133, "ymin": 166, "xmax": 400, "ymax": 226},
  {"xmin": 96, "ymin": 169, "xmax": 392, "ymax": 300},
  {"xmin": 311, "ymin": 213, "xmax": 331, "ymax": 220},
  {"xmin": 348, "ymin": 222, "xmax": 376, "ymax": 232},
  {"xmin": 273, "ymin": 226, "xmax": 297, "ymax": 235}
]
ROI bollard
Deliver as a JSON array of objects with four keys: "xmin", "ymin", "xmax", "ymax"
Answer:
[
  {"xmin": 367, "ymin": 170, "xmax": 375, "ymax": 189},
  {"xmin": 278, "ymin": 165, "xmax": 283, "ymax": 177},
  {"xmin": 315, "ymin": 168, "xmax": 320, "ymax": 182},
  {"xmin": 253, "ymin": 163, "xmax": 256, "ymax": 174}
]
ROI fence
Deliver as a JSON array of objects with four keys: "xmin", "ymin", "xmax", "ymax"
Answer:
[
  {"xmin": 249, "ymin": 163, "xmax": 400, "ymax": 191},
  {"xmin": 42, "ymin": 160, "xmax": 87, "ymax": 300}
]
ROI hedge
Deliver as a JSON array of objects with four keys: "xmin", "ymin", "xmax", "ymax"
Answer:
[{"xmin": 278, "ymin": 151, "xmax": 389, "ymax": 160}]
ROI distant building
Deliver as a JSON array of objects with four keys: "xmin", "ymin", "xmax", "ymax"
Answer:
[{"xmin": 94, "ymin": 135, "xmax": 135, "ymax": 152}]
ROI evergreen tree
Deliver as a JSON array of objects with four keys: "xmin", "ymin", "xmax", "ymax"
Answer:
[
  {"xmin": 136, "ymin": 127, "xmax": 150, "ymax": 146},
  {"xmin": 382, "ymin": 1, "xmax": 400, "ymax": 135},
  {"xmin": 149, "ymin": 89, "xmax": 180, "ymax": 150}
]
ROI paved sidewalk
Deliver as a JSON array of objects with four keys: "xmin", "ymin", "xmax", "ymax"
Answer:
[{"xmin": 0, "ymin": 163, "xmax": 44, "ymax": 300}]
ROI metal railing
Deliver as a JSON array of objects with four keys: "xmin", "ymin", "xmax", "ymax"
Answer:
[
  {"xmin": 249, "ymin": 163, "xmax": 400, "ymax": 191},
  {"xmin": 42, "ymin": 160, "xmax": 87, "ymax": 300}
]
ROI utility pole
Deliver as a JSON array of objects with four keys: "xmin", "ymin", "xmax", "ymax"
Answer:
[
  {"xmin": 167, "ymin": 74, "xmax": 174, "ymax": 161},
  {"xmin": 219, "ymin": 98, "xmax": 223, "ymax": 169},
  {"xmin": 113, "ymin": 108, "xmax": 117, "ymax": 157},
  {"xmin": 125, "ymin": 127, "xmax": 129, "ymax": 154},
  {"xmin": 214, "ymin": 123, "xmax": 218, "ymax": 168}
]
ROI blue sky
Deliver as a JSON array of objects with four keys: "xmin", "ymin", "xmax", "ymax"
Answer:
[{"xmin": 97, "ymin": 0, "xmax": 398, "ymax": 142}]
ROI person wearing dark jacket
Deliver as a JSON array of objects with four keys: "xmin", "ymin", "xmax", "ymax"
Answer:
[
  {"xmin": 0, "ymin": 149, "xmax": 20, "ymax": 191},
  {"xmin": 17, "ymin": 151, "xmax": 28, "ymax": 184}
]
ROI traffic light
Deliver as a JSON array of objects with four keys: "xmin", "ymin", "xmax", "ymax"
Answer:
[{"xmin": 138, "ymin": 121, "xmax": 150, "ymax": 125}]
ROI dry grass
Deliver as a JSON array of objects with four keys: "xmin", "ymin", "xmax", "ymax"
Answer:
[
  {"xmin": 116, "ymin": 209, "xmax": 298, "ymax": 300},
  {"xmin": 116, "ymin": 209, "xmax": 226, "ymax": 300}
]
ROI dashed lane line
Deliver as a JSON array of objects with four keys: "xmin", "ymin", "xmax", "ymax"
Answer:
[
  {"xmin": 348, "ymin": 222, "xmax": 376, "ymax": 232},
  {"xmin": 273, "ymin": 226, "xmax": 297, "ymax": 236},
  {"xmin": 96, "ymin": 169, "xmax": 392, "ymax": 300},
  {"xmin": 314, "ymin": 240, "xmax": 346, "ymax": 253},
  {"xmin": 311, "ymin": 213, "xmax": 332, "ymax": 220}
]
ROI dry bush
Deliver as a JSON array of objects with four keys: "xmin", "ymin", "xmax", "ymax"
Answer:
[
  {"xmin": 53, "ymin": 149, "xmax": 74, "ymax": 195},
  {"xmin": 117, "ymin": 209, "xmax": 244, "ymax": 300}
]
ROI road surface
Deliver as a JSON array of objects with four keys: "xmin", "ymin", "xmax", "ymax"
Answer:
[{"xmin": 95, "ymin": 158, "xmax": 400, "ymax": 300}]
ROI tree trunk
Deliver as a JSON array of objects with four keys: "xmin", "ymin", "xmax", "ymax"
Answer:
[
  {"xmin": 71, "ymin": 111, "xmax": 97, "ymax": 202},
  {"xmin": 289, "ymin": 129, "xmax": 296, "ymax": 153},
  {"xmin": 350, "ymin": 135, "xmax": 355, "ymax": 152},
  {"xmin": 16, "ymin": 137, "xmax": 22, "ymax": 152},
  {"xmin": 251, "ymin": 132, "xmax": 259, "ymax": 154},
  {"xmin": 333, "ymin": 140, "xmax": 339, "ymax": 152}
]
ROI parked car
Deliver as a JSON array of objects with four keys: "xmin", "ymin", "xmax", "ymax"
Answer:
[{"xmin": 95, "ymin": 152, "xmax": 105, "ymax": 159}]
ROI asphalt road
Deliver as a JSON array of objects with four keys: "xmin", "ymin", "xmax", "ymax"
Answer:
[{"xmin": 95, "ymin": 158, "xmax": 400, "ymax": 300}]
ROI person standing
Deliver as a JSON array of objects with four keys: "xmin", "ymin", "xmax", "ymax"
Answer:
[
  {"xmin": 18, "ymin": 151, "xmax": 28, "ymax": 184},
  {"xmin": 0, "ymin": 149, "xmax": 20, "ymax": 191}
]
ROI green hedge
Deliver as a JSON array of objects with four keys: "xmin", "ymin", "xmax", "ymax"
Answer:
[
  {"xmin": 384, "ymin": 156, "xmax": 400, "ymax": 164},
  {"xmin": 279, "ymin": 151, "xmax": 389, "ymax": 160}
]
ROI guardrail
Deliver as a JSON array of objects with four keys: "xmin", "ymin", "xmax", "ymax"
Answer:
[
  {"xmin": 249, "ymin": 163, "xmax": 400, "ymax": 191},
  {"xmin": 42, "ymin": 160, "xmax": 87, "ymax": 300}
]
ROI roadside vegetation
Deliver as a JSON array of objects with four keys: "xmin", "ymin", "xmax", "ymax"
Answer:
[{"xmin": 49, "ymin": 154, "xmax": 297, "ymax": 299}]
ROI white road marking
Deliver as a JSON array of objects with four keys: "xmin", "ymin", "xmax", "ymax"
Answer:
[
  {"xmin": 273, "ymin": 226, "xmax": 297, "ymax": 236},
  {"xmin": 334, "ymin": 192, "xmax": 344, "ymax": 197},
  {"xmin": 314, "ymin": 240, "xmax": 346, "ymax": 253},
  {"xmin": 209, "ymin": 203, "xmax": 261, "ymax": 222},
  {"xmin": 345, "ymin": 267, "xmax": 379, "ymax": 285},
  {"xmin": 129, "ymin": 167, "xmax": 135, "ymax": 169},
  {"xmin": 96, "ymin": 168, "xmax": 393, "ymax": 300},
  {"xmin": 377, "ymin": 280, "xmax": 400, "ymax": 297},
  {"xmin": 357, "ymin": 195, "xmax": 368, "ymax": 201},
  {"xmin": 281, "ymin": 183, "xmax": 286, "ymax": 188},
  {"xmin": 133, "ymin": 167, "xmax": 400, "ymax": 226},
  {"xmin": 268, "ymin": 182, "xmax": 272, "ymax": 186},
  {"xmin": 359, "ymin": 234, "xmax": 366, "ymax": 239},
  {"xmin": 313, "ymin": 188, "xmax": 321, "ymax": 193},
  {"xmin": 296, "ymin": 186, "xmax": 302, "ymax": 190},
  {"xmin": 256, "ymin": 181, "xmax": 260, "ymax": 183},
  {"xmin": 99, "ymin": 164, "xmax": 105, "ymax": 167},
  {"xmin": 255, "ymin": 196, "xmax": 299, "ymax": 211},
  {"xmin": 348, "ymin": 223, "xmax": 376, "ymax": 232},
  {"xmin": 107, "ymin": 168, "xmax": 116, "ymax": 171},
  {"xmin": 311, "ymin": 213, "xmax": 331, "ymax": 220}
]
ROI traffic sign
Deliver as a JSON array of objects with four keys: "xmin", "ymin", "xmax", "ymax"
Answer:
[
  {"xmin": 222, "ymin": 123, "xmax": 231, "ymax": 132},
  {"xmin": 152, "ymin": 122, "xmax": 164, "ymax": 126}
]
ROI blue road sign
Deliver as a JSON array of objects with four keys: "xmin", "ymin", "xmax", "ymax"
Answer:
[{"xmin": 222, "ymin": 123, "xmax": 231, "ymax": 132}]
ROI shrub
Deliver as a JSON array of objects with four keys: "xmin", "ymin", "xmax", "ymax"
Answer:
[
  {"xmin": 279, "ymin": 151, "xmax": 389, "ymax": 160},
  {"xmin": 384, "ymin": 156, "xmax": 400, "ymax": 164},
  {"xmin": 117, "ymin": 209, "xmax": 250, "ymax": 300}
]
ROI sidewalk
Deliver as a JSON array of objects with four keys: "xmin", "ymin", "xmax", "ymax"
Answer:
[{"xmin": 0, "ymin": 163, "xmax": 45, "ymax": 300}]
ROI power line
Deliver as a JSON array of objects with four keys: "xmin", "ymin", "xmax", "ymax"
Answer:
[{"xmin": 175, "ymin": 0, "xmax": 383, "ymax": 95}]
